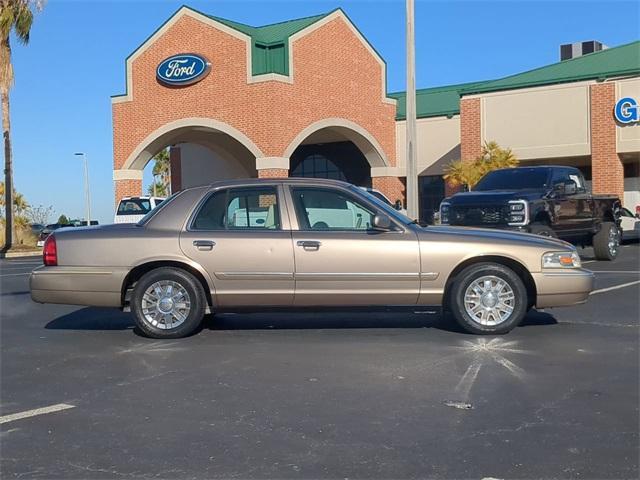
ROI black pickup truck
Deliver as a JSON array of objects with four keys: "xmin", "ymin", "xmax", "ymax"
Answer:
[{"xmin": 439, "ymin": 166, "xmax": 622, "ymax": 260}]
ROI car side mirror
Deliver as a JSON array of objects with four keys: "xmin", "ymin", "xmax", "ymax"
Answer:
[
  {"xmin": 394, "ymin": 200, "xmax": 403, "ymax": 211},
  {"xmin": 564, "ymin": 181, "xmax": 577, "ymax": 195},
  {"xmin": 553, "ymin": 183, "xmax": 565, "ymax": 196},
  {"xmin": 372, "ymin": 214, "xmax": 393, "ymax": 231}
]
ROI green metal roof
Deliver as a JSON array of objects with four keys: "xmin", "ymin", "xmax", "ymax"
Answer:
[
  {"xmin": 461, "ymin": 40, "xmax": 640, "ymax": 95},
  {"xmin": 390, "ymin": 80, "xmax": 492, "ymax": 120},
  {"xmin": 392, "ymin": 40, "xmax": 640, "ymax": 120},
  {"xmin": 207, "ymin": 10, "xmax": 332, "ymax": 76}
]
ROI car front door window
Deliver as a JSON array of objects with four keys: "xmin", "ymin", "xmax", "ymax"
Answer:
[{"xmin": 292, "ymin": 187, "xmax": 376, "ymax": 231}]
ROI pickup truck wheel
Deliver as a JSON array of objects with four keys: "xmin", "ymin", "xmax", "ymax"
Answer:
[
  {"xmin": 529, "ymin": 223, "xmax": 557, "ymax": 238},
  {"xmin": 592, "ymin": 222, "xmax": 620, "ymax": 261},
  {"xmin": 450, "ymin": 263, "xmax": 527, "ymax": 335},
  {"xmin": 131, "ymin": 267, "xmax": 206, "ymax": 339}
]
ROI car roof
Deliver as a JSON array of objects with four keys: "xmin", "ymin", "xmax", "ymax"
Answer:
[{"xmin": 206, "ymin": 177, "xmax": 353, "ymax": 188}]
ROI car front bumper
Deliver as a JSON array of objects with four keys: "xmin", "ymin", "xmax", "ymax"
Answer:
[
  {"xmin": 30, "ymin": 266, "xmax": 127, "ymax": 307},
  {"xmin": 532, "ymin": 268, "xmax": 595, "ymax": 308}
]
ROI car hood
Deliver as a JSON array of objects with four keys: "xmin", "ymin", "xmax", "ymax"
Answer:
[
  {"xmin": 446, "ymin": 190, "xmax": 544, "ymax": 205},
  {"xmin": 420, "ymin": 225, "xmax": 574, "ymax": 250}
]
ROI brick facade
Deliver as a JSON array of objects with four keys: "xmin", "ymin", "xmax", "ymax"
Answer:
[
  {"xmin": 460, "ymin": 98, "xmax": 482, "ymax": 162},
  {"xmin": 114, "ymin": 179, "xmax": 143, "ymax": 205},
  {"xmin": 590, "ymin": 82, "xmax": 624, "ymax": 199},
  {"xmin": 257, "ymin": 168, "xmax": 289, "ymax": 179},
  {"xmin": 112, "ymin": 10, "xmax": 396, "ymax": 204}
]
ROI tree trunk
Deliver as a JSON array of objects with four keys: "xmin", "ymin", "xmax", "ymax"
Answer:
[{"xmin": 1, "ymin": 36, "xmax": 13, "ymax": 251}]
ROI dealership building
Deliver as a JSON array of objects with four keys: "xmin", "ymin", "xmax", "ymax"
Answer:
[{"xmin": 112, "ymin": 6, "xmax": 640, "ymax": 219}]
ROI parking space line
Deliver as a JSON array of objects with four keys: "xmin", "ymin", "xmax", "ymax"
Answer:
[
  {"xmin": 0, "ymin": 403, "xmax": 75, "ymax": 425},
  {"xmin": 0, "ymin": 273, "xmax": 30, "ymax": 277},
  {"xmin": 591, "ymin": 280, "xmax": 640, "ymax": 295}
]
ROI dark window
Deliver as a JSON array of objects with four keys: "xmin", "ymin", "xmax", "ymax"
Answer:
[
  {"xmin": 475, "ymin": 168, "xmax": 551, "ymax": 191},
  {"xmin": 624, "ymin": 162, "xmax": 640, "ymax": 178},
  {"xmin": 192, "ymin": 187, "xmax": 280, "ymax": 230},
  {"xmin": 560, "ymin": 44, "xmax": 572, "ymax": 61},
  {"xmin": 582, "ymin": 41, "xmax": 595, "ymax": 55},
  {"xmin": 290, "ymin": 142, "xmax": 371, "ymax": 187},
  {"xmin": 292, "ymin": 187, "xmax": 375, "ymax": 231},
  {"xmin": 419, "ymin": 175, "xmax": 445, "ymax": 224}
]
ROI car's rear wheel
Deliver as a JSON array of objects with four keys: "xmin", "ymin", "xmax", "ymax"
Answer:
[
  {"xmin": 592, "ymin": 221, "xmax": 620, "ymax": 261},
  {"xmin": 131, "ymin": 267, "xmax": 206, "ymax": 338},
  {"xmin": 449, "ymin": 263, "xmax": 528, "ymax": 334}
]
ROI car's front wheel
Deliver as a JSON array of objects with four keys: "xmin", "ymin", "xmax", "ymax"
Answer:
[
  {"xmin": 449, "ymin": 263, "xmax": 528, "ymax": 335},
  {"xmin": 131, "ymin": 267, "xmax": 207, "ymax": 339}
]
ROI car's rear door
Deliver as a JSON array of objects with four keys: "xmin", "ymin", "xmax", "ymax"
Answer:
[
  {"xmin": 286, "ymin": 185, "xmax": 420, "ymax": 306},
  {"xmin": 179, "ymin": 184, "xmax": 294, "ymax": 307}
]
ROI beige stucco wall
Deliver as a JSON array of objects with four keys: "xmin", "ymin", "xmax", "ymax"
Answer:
[
  {"xmin": 179, "ymin": 142, "xmax": 255, "ymax": 188},
  {"xmin": 616, "ymin": 77, "xmax": 640, "ymax": 153},
  {"xmin": 479, "ymin": 82, "xmax": 591, "ymax": 160},
  {"xmin": 395, "ymin": 116, "xmax": 461, "ymax": 176}
]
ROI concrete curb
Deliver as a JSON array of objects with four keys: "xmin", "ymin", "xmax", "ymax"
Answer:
[{"xmin": 0, "ymin": 250, "xmax": 42, "ymax": 259}]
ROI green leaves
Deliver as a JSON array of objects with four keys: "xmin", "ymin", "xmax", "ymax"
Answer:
[{"xmin": 443, "ymin": 141, "xmax": 519, "ymax": 190}]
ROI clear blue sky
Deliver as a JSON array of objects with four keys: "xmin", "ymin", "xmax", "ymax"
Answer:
[{"xmin": 10, "ymin": 0, "xmax": 639, "ymax": 224}]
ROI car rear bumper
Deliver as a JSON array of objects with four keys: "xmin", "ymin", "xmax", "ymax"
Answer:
[
  {"xmin": 532, "ymin": 269, "xmax": 594, "ymax": 308},
  {"xmin": 30, "ymin": 266, "xmax": 127, "ymax": 307}
]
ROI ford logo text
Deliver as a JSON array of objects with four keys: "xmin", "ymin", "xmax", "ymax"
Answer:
[{"xmin": 156, "ymin": 54, "xmax": 211, "ymax": 86}]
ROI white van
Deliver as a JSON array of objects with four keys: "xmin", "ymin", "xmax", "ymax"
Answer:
[{"xmin": 114, "ymin": 197, "xmax": 165, "ymax": 224}]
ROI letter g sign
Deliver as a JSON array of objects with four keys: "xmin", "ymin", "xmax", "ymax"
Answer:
[{"xmin": 614, "ymin": 97, "xmax": 639, "ymax": 124}]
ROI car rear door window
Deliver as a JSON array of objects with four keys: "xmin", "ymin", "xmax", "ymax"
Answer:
[
  {"xmin": 292, "ymin": 187, "xmax": 375, "ymax": 231},
  {"xmin": 192, "ymin": 187, "xmax": 280, "ymax": 230}
]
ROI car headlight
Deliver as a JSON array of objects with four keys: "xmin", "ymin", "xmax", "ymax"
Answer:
[
  {"xmin": 542, "ymin": 251, "xmax": 581, "ymax": 269},
  {"xmin": 440, "ymin": 202, "xmax": 450, "ymax": 225},
  {"xmin": 508, "ymin": 200, "xmax": 529, "ymax": 226}
]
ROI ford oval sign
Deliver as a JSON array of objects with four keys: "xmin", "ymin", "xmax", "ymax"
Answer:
[{"xmin": 156, "ymin": 54, "xmax": 211, "ymax": 87}]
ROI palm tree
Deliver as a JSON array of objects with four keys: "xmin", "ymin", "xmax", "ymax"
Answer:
[
  {"xmin": 150, "ymin": 148, "xmax": 171, "ymax": 196},
  {"xmin": 1, "ymin": 0, "xmax": 44, "ymax": 250}
]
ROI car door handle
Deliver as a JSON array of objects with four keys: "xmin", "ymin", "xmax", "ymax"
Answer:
[
  {"xmin": 297, "ymin": 240, "xmax": 321, "ymax": 250},
  {"xmin": 193, "ymin": 240, "xmax": 215, "ymax": 251}
]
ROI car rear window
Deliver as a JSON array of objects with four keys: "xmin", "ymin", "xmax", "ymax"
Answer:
[{"xmin": 117, "ymin": 199, "xmax": 152, "ymax": 215}]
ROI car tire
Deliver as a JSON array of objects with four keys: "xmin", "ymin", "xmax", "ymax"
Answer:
[
  {"xmin": 592, "ymin": 222, "xmax": 620, "ymax": 261},
  {"xmin": 449, "ymin": 262, "xmax": 528, "ymax": 335},
  {"xmin": 529, "ymin": 222, "xmax": 557, "ymax": 238},
  {"xmin": 131, "ymin": 267, "xmax": 207, "ymax": 339}
]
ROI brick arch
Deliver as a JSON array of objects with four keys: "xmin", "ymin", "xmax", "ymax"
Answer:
[
  {"xmin": 120, "ymin": 117, "xmax": 264, "ymax": 172},
  {"xmin": 282, "ymin": 118, "xmax": 391, "ymax": 169}
]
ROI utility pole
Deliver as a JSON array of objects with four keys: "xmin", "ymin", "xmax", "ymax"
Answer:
[
  {"xmin": 74, "ymin": 153, "xmax": 92, "ymax": 226},
  {"xmin": 405, "ymin": 0, "xmax": 419, "ymax": 220}
]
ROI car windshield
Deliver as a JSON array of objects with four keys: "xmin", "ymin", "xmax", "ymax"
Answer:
[
  {"xmin": 117, "ymin": 198, "xmax": 152, "ymax": 215},
  {"xmin": 474, "ymin": 169, "xmax": 550, "ymax": 191},
  {"xmin": 367, "ymin": 190, "xmax": 392, "ymax": 206},
  {"xmin": 353, "ymin": 186, "xmax": 413, "ymax": 224}
]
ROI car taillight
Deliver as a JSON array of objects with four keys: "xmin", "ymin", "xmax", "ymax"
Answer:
[{"xmin": 43, "ymin": 235, "xmax": 57, "ymax": 266}]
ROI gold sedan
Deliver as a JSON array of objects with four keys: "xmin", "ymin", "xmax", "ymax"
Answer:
[{"xmin": 31, "ymin": 179, "xmax": 594, "ymax": 338}]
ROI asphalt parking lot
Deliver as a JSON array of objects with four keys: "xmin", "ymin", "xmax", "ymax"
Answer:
[{"xmin": 1, "ymin": 244, "xmax": 638, "ymax": 479}]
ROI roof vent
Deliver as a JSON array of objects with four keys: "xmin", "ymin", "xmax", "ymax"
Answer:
[{"xmin": 560, "ymin": 41, "xmax": 607, "ymax": 61}]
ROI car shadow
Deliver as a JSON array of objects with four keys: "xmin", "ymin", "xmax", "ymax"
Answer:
[
  {"xmin": 45, "ymin": 307, "xmax": 135, "ymax": 331},
  {"xmin": 45, "ymin": 307, "xmax": 558, "ymax": 335}
]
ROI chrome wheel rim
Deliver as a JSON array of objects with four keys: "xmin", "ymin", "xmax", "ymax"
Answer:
[
  {"xmin": 464, "ymin": 275, "xmax": 515, "ymax": 326},
  {"xmin": 608, "ymin": 226, "xmax": 620, "ymax": 257},
  {"xmin": 141, "ymin": 280, "xmax": 191, "ymax": 330}
]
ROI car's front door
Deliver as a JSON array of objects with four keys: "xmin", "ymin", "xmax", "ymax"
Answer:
[
  {"xmin": 286, "ymin": 185, "xmax": 421, "ymax": 306},
  {"xmin": 180, "ymin": 185, "xmax": 294, "ymax": 307}
]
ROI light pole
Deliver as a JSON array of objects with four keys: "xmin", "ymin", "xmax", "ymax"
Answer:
[
  {"xmin": 405, "ymin": 0, "xmax": 419, "ymax": 220},
  {"xmin": 74, "ymin": 153, "xmax": 92, "ymax": 225}
]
